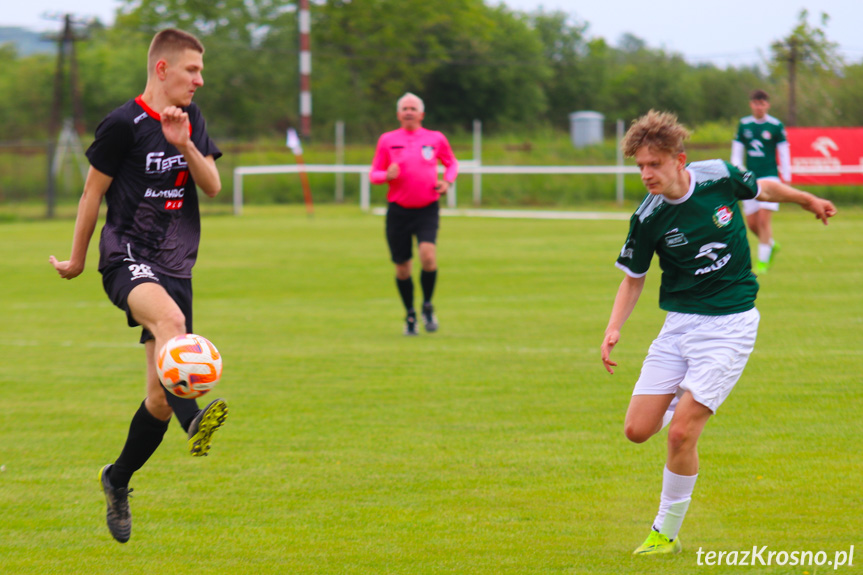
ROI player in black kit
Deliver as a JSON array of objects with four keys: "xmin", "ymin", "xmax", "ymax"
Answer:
[{"xmin": 49, "ymin": 29, "xmax": 227, "ymax": 544}]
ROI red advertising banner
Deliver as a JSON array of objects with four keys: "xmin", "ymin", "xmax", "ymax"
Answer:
[{"xmin": 786, "ymin": 127, "xmax": 863, "ymax": 185}]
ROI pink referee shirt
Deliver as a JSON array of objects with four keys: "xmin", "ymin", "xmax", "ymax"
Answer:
[{"xmin": 369, "ymin": 127, "xmax": 459, "ymax": 208}]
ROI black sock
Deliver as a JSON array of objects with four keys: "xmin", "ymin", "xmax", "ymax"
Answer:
[
  {"xmin": 421, "ymin": 269, "xmax": 437, "ymax": 305},
  {"xmin": 163, "ymin": 389, "xmax": 199, "ymax": 433},
  {"xmin": 396, "ymin": 277, "xmax": 414, "ymax": 313},
  {"xmin": 109, "ymin": 400, "xmax": 170, "ymax": 488}
]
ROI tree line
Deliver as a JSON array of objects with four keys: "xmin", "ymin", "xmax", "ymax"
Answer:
[{"xmin": 1, "ymin": 0, "xmax": 858, "ymax": 142}]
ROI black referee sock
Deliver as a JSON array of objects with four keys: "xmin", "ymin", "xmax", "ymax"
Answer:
[
  {"xmin": 396, "ymin": 277, "xmax": 414, "ymax": 313},
  {"xmin": 421, "ymin": 269, "xmax": 437, "ymax": 305},
  {"xmin": 163, "ymin": 390, "xmax": 199, "ymax": 433},
  {"xmin": 110, "ymin": 400, "xmax": 170, "ymax": 489}
]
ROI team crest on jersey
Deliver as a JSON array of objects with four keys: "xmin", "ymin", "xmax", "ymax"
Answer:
[
  {"xmin": 762, "ymin": 130, "xmax": 772, "ymax": 140},
  {"xmin": 422, "ymin": 145, "xmax": 434, "ymax": 160},
  {"xmin": 713, "ymin": 205, "xmax": 734, "ymax": 228}
]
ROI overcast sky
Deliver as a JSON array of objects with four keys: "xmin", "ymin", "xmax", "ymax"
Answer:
[
  {"xmin": 501, "ymin": 0, "xmax": 863, "ymax": 67},
  {"xmin": 4, "ymin": 0, "xmax": 862, "ymax": 67}
]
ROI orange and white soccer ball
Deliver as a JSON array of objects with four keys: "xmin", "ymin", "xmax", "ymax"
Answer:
[{"xmin": 157, "ymin": 334, "xmax": 222, "ymax": 398}]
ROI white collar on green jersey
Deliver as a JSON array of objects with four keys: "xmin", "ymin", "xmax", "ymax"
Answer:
[{"xmin": 662, "ymin": 168, "xmax": 696, "ymax": 206}]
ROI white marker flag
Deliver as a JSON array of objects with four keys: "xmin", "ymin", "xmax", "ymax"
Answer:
[{"xmin": 286, "ymin": 128, "xmax": 303, "ymax": 155}]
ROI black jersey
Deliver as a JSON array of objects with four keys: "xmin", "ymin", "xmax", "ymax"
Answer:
[{"xmin": 86, "ymin": 96, "xmax": 221, "ymax": 278}]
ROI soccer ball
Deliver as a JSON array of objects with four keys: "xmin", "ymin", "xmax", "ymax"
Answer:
[{"xmin": 157, "ymin": 334, "xmax": 222, "ymax": 399}]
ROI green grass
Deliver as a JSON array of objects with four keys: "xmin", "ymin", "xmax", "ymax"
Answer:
[{"xmin": 1, "ymin": 205, "xmax": 861, "ymax": 574}]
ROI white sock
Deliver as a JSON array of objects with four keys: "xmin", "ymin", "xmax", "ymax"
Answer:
[
  {"xmin": 758, "ymin": 243, "xmax": 772, "ymax": 263},
  {"xmin": 652, "ymin": 466, "xmax": 698, "ymax": 540}
]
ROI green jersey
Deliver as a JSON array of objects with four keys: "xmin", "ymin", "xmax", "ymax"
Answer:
[
  {"xmin": 616, "ymin": 160, "xmax": 760, "ymax": 315},
  {"xmin": 734, "ymin": 114, "xmax": 787, "ymax": 179}
]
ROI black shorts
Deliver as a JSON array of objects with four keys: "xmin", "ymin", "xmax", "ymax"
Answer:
[
  {"xmin": 385, "ymin": 201, "xmax": 440, "ymax": 264},
  {"xmin": 102, "ymin": 262, "xmax": 193, "ymax": 344}
]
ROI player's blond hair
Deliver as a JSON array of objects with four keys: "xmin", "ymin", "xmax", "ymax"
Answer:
[
  {"xmin": 621, "ymin": 110, "xmax": 690, "ymax": 158},
  {"xmin": 148, "ymin": 29, "xmax": 205, "ymax": 73}
]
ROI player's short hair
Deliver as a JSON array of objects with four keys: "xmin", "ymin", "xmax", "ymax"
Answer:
[
  {"xmin": 621, "ymin": 110, "xmax": 690, "ymax": 158},
  {"xmin": 397, "ymin": 92, "xmax": 424, "ymax": 113},
  {"xmin": 148, "ymin": 29, "xmax": 205, "ymax": 71},
  {"xmin": 749, "ymin": 89, "xmax": 770, "ymax": 101}
]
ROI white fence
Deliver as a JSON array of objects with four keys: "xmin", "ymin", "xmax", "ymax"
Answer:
[
  {"xmin": 231, "ymin": 117, "xmax": 640, "ymax": 214},
  {"xmin": 231, "ymin": 161, "xmax": 863, "ymax": 216},
  {"xmin": 231, "ymin": 162, "xmax": 639, "ymax": 215}
]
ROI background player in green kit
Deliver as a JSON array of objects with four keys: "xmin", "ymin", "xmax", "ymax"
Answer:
[
  {"xmin": 731, "ymin": 89, "xmax": 792, "ymax": 274},
  {"xmin": 601, "ymin": 110, "xmax": 835, "ymax": 556}
]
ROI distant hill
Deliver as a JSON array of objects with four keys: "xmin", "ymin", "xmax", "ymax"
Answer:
[{"xmin": 0, "ymin": 27, "xmax": 54, "ymax": 56}]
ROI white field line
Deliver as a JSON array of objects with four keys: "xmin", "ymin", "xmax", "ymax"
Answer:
[
  {"xmin": 371, "ymin": 207, "xmax": 630, "ymax": 220},
  {"xmin": 0, "ymin": 339, "xmax": 139, "ymax": 349}
]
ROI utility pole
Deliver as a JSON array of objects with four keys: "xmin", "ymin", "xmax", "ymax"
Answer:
[
  {"xmin": 787, "ymin": 37, "xmax": 798, "ymax": 127},
  {"xmin": 46, "ymin": 14, "xmax": 88, "ymax": 218}
]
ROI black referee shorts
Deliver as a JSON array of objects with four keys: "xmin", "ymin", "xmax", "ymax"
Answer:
[
  {"xmin": 385, "ymin": 201, "xmax": 440, "ymax": 264},
  {"xmin": 102, "ymin": 262, "xmax": 193, "ymax": 344}
]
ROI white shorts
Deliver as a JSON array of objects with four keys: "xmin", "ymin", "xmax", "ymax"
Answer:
[
  {"xmin": 742, "ymin": 198, "xmax": 779, "ymax": 215},
  {"xmin": 743, "ymin": 177, "xmax": 781, "ymax": 215},
  {"xmin": 632, "ymin": 308, "xmax": 760, "ymax": 413}
]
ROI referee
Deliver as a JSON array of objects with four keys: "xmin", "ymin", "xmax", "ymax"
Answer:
[{"xmin": 370, "ymin": 93, "xmax": 458, "ymax": 335}]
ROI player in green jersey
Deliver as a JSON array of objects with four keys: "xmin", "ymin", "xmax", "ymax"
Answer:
[
  {"xmin": 731, "ymin": 89, "xmax": 792, "ymax": 274},
  {"xmin": 602, "ymin": 110, "xmax": 835, "ymax": 556}
]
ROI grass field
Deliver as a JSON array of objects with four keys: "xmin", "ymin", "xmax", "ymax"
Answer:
[{"xmin": 1, "ymin": 205, "xmax": 861, "ymax": 574}]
